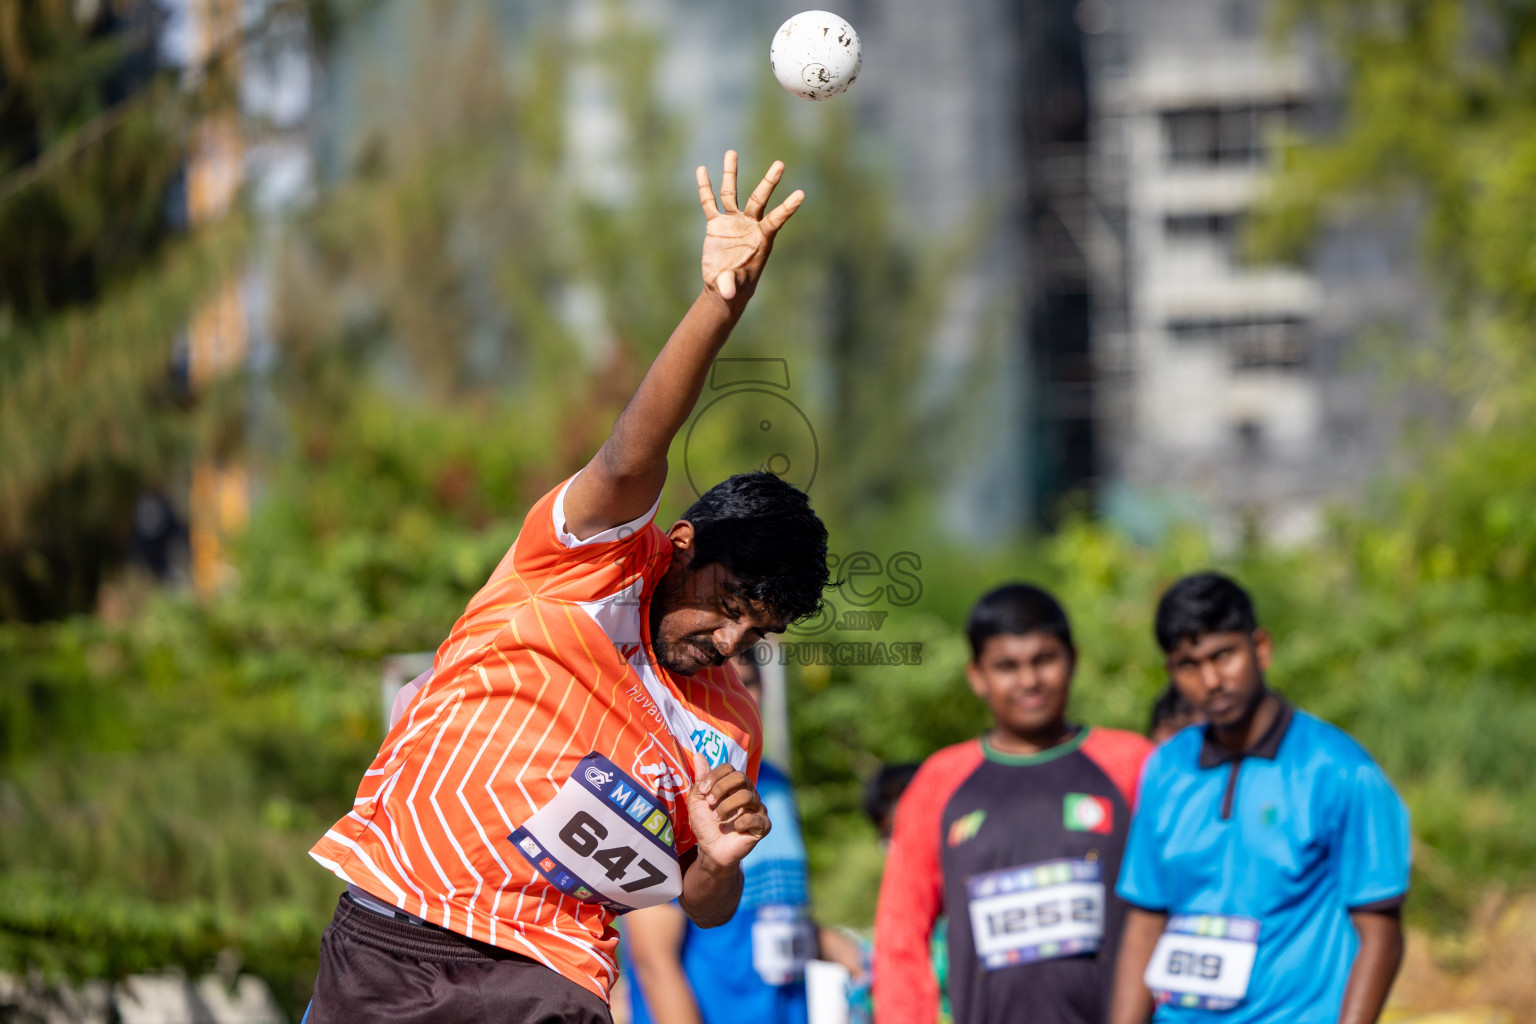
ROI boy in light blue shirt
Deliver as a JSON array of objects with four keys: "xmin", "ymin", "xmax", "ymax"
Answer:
[{"xmin": 1110, "ymin": 573, "xmax": 1410, "ymax": 1024}]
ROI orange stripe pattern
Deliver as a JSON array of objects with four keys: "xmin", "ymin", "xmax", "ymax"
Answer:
[{"xmin": 311, "ymin": 479, "xmax": 762, "ymax": 1001}]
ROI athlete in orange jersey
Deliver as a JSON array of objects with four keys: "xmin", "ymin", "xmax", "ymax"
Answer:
[{"xmin": 305, "ymin": 152, "xmax": 830, "ymax": 1024}]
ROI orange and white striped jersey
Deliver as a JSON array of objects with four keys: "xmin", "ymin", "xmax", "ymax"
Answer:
[{"xmin": 310, "ymin": 476, "xmax": 762, "ymax": 1001}]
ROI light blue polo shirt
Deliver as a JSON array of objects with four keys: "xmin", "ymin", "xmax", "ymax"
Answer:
[{"xmin": 1118, "ymin": 698, "xmax": 1410, "ymax": 1024}]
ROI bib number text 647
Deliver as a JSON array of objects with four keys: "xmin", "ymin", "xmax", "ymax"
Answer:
[{"xmin": 559, "ymin": 811, "xmax": 668, "ymax": 893}]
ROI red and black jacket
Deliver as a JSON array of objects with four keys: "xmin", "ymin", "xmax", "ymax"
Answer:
[{"xmin": 873, "ymin": 727, "xmax": 1153, "ymax": 1024}]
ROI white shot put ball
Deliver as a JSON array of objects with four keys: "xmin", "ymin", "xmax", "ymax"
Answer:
[{"xmin": 770, "ymin": 11, "xmax": 862, "ymax": 101}]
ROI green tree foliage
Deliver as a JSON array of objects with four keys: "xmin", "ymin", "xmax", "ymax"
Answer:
[
  {"xmin": 0, "ymin": 0, "xmax": 194, "ymax": 620},
  {"xmin": 0, "ymin": 0, "xmax": 185, "ymax": 329},
  {"xmin": 1255, "ymin": 0, "xmax": 1536, "ymax": 488},
  {"xmin": 0, "ymin": 0, "xmax": 966, "ymax": 1007},
  {"xmin": 6, "ymin": 0, "xmax": 1536, "ymax": 1011},
  {"xmin": 0, "ymin": 0, "xmax": 351, "ymax": 621},
  {"xmin": 1246, "ymin": 0, "xmax": 1536, "ymax": 927}
]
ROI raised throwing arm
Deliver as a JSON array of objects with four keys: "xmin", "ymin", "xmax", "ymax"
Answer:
[{"xmin": 562, "ymin": 152, "xmax": 804, "ymax": 541}]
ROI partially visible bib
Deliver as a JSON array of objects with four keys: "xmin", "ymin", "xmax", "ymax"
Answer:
[
  {"xmin": 1144, "ymin": 914, "xmax": 1261, "ymax": 1011},
  {"xmin": 509, "ymin": 752, "xmax": 682, "ymax": 911},
  {"xmin": 751, "ymin": 903, "xmax": 816, "ymax": 985},
  {"xmin": 965, "ymin": 858, "xmax": 1105, "ymax": 970}
]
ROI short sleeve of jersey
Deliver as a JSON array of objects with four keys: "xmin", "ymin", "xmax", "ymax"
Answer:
[
  {"xmin": 1116, "ymin": 747, "xmax": 1171, "ymax": 911},
  {"xmin": 1331, "ymin": 757, "xmax": 1411, "ymax": 909},
  {"xmin": 1082, "ymin": 727, "xmax": 1156, "ymax": 809},
  {"xmin": 507, "ymin": 472, "xmax": 665, "ymax": 599}
]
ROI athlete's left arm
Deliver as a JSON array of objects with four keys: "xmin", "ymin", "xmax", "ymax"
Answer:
[
  {"xmin": 1337, "ymin": 908, "xmax": 1404, "ymax": 1024},
  {"xmin": 677, "ymin": 754, "xmax": 771, "ymax": 927},
  {"xmin": 816, "ymin": 925, "xmax": 868, "ymax": 982},
  {"xmin": 561, "ymin": 153, "xmax": 804, "ymax": 541},
  {"xmin": 1108, "ymin": 907, "xmax": 1166, "ymax": 1024},
  {"xmin": 627, "ymin": 903, "xmax": 706, "ymax": 1024}
]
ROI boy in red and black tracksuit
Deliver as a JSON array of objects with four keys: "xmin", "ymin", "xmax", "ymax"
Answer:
[{"xmin": 874, "ymin": 584, "xmax": 1154, "ymax": 1024}]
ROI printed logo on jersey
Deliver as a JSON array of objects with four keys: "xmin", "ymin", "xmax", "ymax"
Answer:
[
  {"xmin": 690, "ymin": 725, "xmax": 730, "ymax": 768},
  {"xmin": 1063, "ymin": 793, "xmax": 1114, "ymax": 834},
  {"xmin": 616, "ymin": 634, "xmax": 749, "ymax": 773},
  {"xmin": 631, "ymin": 734, "xmax": 690, "ymax": 797},
  {"xmin": 948, "ymin": 809, "xmax": 987, "ymax": 847}
]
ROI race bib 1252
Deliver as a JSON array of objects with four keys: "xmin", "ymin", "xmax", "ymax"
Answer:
[
  {"xmin": 965, "ymin": 858, "xmax": 1105, "ymax": 969},
  {"xmin": 508, "ymin": 752, "xmax": 682, "ymax": 912},
  {"xmin": 1143, "ymin": 914, "xmax": 1261, "ymax": 1011}
]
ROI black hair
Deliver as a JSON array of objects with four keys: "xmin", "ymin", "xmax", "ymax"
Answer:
[
  {"xmin": 964, "ymin": 583, "xmax": 1075, "ymax": 662},
  {"xmin": 863, "ymin": 762, "xmax": 921, "ymax": 828},
  {"xmin": 1153, "ymin": 572, "xmax": 1258, "ymax": 653},
  {"xmin": 1147, "ymin": 682, "xmax": 1195, "ymax": 736},
  {"xmin": 681, "ymin": 471, "xmax": 830, "ymax": 624}
]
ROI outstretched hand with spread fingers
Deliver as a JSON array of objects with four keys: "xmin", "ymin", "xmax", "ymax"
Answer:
[{"xmin": 696, "ymin": 151, "xmax": 804, "ymax": 303}]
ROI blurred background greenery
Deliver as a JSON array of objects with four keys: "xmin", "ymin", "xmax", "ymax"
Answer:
[{"xmin": 2, "ymin": 0, "xmax": 1535, "ymax": 1016}]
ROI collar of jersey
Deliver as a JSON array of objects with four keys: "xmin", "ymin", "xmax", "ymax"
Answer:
[
  {"xmin": 1198, "ymin": 694, "xmax": 1295, "ymax": 768},
  {"xmin": 980, "ymin": 725, "xmax": 1088, "ymax": 766}
]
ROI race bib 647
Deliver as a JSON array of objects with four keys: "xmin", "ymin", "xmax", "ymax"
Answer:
[{"xmin": 508, "ymin": 752, "xmax": 683, "ymax": 911}]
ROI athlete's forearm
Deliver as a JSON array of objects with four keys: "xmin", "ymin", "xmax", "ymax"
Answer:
[
  {"xmin": 1338, "ymin": 910, "xmax": 1403, "ymax": 1024},
  {"xmin": 817, "ymin": 924, "xmax": 867, "ymax": 982},
  {"xmin": 630, "ymin": 948, "xmax": 705, "ymax": 1024},
  {"xmin": 561, "ymin": 289, "xmax": 741, "ymax": 539},
  {"xmin": 598, "ymin": 289, "xmax": 740, "ymax": 482},
  {"xmin": 1108, "ymin": 907, "xmax": 1165, "ymax": 1024},
  {"xmin": 677, "ymin": 847, "xmax": 743, "ymax": 928}
]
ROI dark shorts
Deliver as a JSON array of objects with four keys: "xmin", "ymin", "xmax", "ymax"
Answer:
[{"xmin": 306, "ymin": 894, "xmax": 612, "ymax": 1024}]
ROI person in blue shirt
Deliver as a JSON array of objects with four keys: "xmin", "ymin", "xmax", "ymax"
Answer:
[
  {"xmin": 1109, "ymin": 573, "xmax": 1410, "ymax": 1024},
  {"xmin": 622, "ymin": 649, "xmax": 864, "ymax": 1024}
]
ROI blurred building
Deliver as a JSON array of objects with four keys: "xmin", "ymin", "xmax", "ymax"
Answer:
[
  {"xmin": 569, "ymin": 0, "xmax": 1047, "ymax": 536},
  {"xmin": 775, "ymin": 0, "xmax": 1425, "ymax": 542},
  {"xmin": 789, "ymin": 0, "xmax": 1061, "ymax": 537},
  {"xmin": 156, "ymin": 0, "xmax": 315, "ymax": 593},
  {"xmin": 1084, "ymin": 0, "xmax": 1426, "ymax": 545},
  {"xmin": 343, "ymin": 0, "xmax": 1425, "ymax": 543}
]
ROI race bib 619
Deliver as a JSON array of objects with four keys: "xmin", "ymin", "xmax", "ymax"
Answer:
[{"xmin": 1144, "ymin": 914, "xmax": 1261, "ymax": 1011}]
